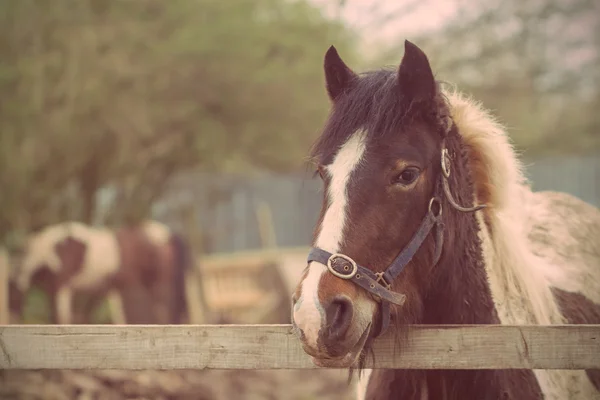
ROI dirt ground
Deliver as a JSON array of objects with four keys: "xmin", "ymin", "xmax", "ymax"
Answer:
[{"xmin": 0, "ymin": 369, "xmax": 354, "ymax": 400}]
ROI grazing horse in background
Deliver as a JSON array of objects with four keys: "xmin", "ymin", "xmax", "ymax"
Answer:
[
  {"xmin": 9, "ymin": 220, "xmax": 192, "ymax": 325},
  {"xmin": 290, "ymin": 40, "xmax": 600, "ymax": 400}
]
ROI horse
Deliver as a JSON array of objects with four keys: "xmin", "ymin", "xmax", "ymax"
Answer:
[
  {"xmin": 290, "ymin": 40, "xmax": 600, "ymax": 400},
  {"xmin": 9, "ymin": 219, "xmax": 192, "ymax": 325}
]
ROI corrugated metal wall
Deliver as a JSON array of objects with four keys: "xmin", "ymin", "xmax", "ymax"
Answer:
[
  {"xmin": 152, "ymin": 154, "xmax": 600, "ymax": 254},
  {"xmin": 524, "ymin": 154, "xmax": 600, "ymax": 207}
]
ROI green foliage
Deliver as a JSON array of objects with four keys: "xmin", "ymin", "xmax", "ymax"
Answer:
[
  {"xmin": 21, "ymin": 287, "xmax": 52, "ymax": 324},
  {"xmin": 365, "ymin": 0, "xmax": 599, "ymax": 158},
  {"xmin": 0, "ymin": 0, "xmax": 356, "ymax": 232}
]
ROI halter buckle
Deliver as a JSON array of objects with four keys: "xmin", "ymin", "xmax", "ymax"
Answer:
[
  {"xmin": 374, "ymin": 272, "xmax": 391, "ymax": 290},
  {"xmin": 327, "ymin": 253, "xmax": 358, "ymax": 280}
]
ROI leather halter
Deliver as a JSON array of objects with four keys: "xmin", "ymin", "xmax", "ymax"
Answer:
[{"xmin": 307, "ymin": 138, "xmax": 487, "ymax": 338}]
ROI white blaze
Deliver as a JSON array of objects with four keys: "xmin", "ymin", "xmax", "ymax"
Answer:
[{"xmin": 293, "ymin": 131, "xmax": 367, "ymax": 349}]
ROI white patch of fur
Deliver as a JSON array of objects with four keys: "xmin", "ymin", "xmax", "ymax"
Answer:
[
  {"xmin": 446, "ymin": 88, "xmax": 599, "ymax": 399},
  {"xmin": 294, "ymin": 130, "xmax": 367, "ymax": 349},
  {"xmin": 67, "ymin": 224, "xmax": 120, "ymax": 291},
  {"xmin": 356, "ymin": 369, "xmax": 373, "ymax": 400},
  {"xmin": 294, "ymin": 265, "xmax": 326, "ymax": 349},
  {"xmin": 317, "ymin": 130, "xmax": 367, "ymax": 253},
  {"xmin": 524, "ymin": 190, "xmax": 600, "ymax": 304},
  {"xmin": 142, "ymin": 220, "xmax": 172, "ymax": 246},
  {"xmin": 16, "ymin": 222, "xmax": 121, "ymax": 293}
]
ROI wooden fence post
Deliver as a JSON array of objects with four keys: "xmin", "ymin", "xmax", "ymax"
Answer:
[
  {"xmin": 181, "ymin": 204, "xmax": 207, "ymax": 324},
  {"xmin": 255, "ymin": 201, "xmax": 277, "ymax": 250},
  {"xmin": 0, "ymin": 247, "xmax": 9, "ymax": 325}
]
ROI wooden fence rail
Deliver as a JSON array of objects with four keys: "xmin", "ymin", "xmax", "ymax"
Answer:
[{"xmin": 0, "ymin": 324, "xmax": 599, "ymax": 370}]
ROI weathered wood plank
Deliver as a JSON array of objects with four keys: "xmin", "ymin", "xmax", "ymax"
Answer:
[{"xmin": 0, "ymin": 324, "xmax": 599, "ymax": 370}]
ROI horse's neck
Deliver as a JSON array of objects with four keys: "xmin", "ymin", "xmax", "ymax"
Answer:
[
  {"xmin": 366, "ymin": 135, "xmax": 545, "ymax": 399},
  {"xmin": 372, "ymin": 216, "xmax": 542, "ymax": 400},
  {"xmin": 423, "ymin": 212, "xmax": 500, "ymax": 325},
  {"xmin": 423, "ymin": 135, "xmax": 500, "ymax": 325}
]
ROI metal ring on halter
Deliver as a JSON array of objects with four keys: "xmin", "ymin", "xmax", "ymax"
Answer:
[
  {"xmin": 441, "ymin": 148, "xmax": 451, "ymax": 178},
  {"xmin": 327, "ymin": 253, "xmax": 358, "ymax": 279},
  {"xmin": 428, "ymin": 197, "xmax": 443, "ymax": 218}
]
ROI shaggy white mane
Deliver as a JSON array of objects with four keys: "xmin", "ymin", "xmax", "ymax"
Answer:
[
  {"xmin": 445, "ymin": 88, "xmax": 599, "ymax": 400},
  {"xmin": 445, "ymin": 88, "xmax": 561, "ymax": 325}
]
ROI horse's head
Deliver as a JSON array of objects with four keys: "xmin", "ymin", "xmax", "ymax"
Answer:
[{"xmin": 291, "ymin": 41, "xmax": 484, "ymax": 368}]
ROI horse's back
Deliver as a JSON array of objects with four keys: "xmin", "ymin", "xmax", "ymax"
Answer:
[
  {"xmin": 115, "ymin": 225, "xmax": 159, "ymax": 281},
  {"xmin": 525, "ymin": 190, "xmax": 600, "ymax": 394},
  {"xmin": 528, "ymin": 189, "xmax": 600, "ymax": 255},
  {"xmin": 67, "ymin": 225, "xmax": 121, "ymax": 290},
  {"xmin": 525, "ymin": 190, "xmax": 600, "ymax": 305},
  {"xmin": 142, "ymin": 220, "xmax": 172, "ymax": 246}
]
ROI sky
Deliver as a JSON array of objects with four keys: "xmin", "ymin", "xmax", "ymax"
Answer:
[
  {"xmin": 309, "ymin": 0, "xmax": 462, "ymax": 48},
  {"xmin": 308, "ymin": 0, "xmax": 598, "ymax": 92}
]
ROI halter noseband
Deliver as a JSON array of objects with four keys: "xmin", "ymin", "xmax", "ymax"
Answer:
[{"xmin": 307, "ymin": 132, "xmax": 487, "ymax": 338}]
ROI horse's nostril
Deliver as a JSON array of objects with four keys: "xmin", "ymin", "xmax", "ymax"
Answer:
[{"xmin": 325, "ymin": 295, "xmax": 354, "ymax": 341}]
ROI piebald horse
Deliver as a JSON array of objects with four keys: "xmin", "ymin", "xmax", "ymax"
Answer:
[
  {"xmin": 291, "ymin": 40, "xmax": 600, "ymax": 399},
  {"xmin": 10, "ymin": 220, "xmax": 191, "ymax": 325}
]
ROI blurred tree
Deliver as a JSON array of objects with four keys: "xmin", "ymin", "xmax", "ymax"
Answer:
[
  {"xmin": 0, "ymin": 0, "xmax": 357, "ymax": 237},
  {"xmin": 353, "ymin": 0, "xmax": 599, "ymax": 158}
]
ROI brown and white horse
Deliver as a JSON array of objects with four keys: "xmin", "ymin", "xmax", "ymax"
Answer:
[
  {"xmin": 9, "ymin": 220, "xmax": 192, "ymax": 325},
  {"xmin": 291, "ymin": 40, "xmax": 600, "ymax": 399}
]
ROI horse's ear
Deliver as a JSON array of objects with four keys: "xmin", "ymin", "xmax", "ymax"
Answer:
[
  {"xmin": 398, "ymin": 40, "xmax": 436, "ymax": 103},
  {"xmin": 324, "ymin": 45, "xmax": 358, "ymax": 101}
]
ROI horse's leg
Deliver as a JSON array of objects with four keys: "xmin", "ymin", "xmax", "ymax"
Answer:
[
  {"xmin": 79, "ymin": 290, "xmax": 111, "ymax": 324},
  {"xmin": 46, "ymin": 290, "xmax": 58, "ymax": 324},
  {"xmin": 151, "ymin": 280, "xmax": 171, "ymax": 324},
  {"xmin": 169, "ymin": 233, "xmax": 191, "ymax": 324},
  {"xmin": 147, "ymin": 247, "xmax": 172, "ymax": 324},
  {"xmin": 70, "ymin": 292, "xmax": 98, "ymax": 324},
  {"xmin": 55, "ymin": 286, "xmax": 73, "ymax": 324},
  {"xmin": 118, "ymin": 283, "xmax": 156, "ymax": 324},
  {"xmin": 8, "ymin": 281, "xmax": 25, "ymax": 323}
]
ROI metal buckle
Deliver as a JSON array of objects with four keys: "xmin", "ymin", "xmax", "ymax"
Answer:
[
  {"xmin": 374, "ymin": 272, "xmax": 391, "ymax": 290},
  {"xmin": 428, "ymin": 197, "xmax": 443, "ymax": 218},
  {"xmin": 327, "ymin": 253, "xmax": 358, "ymax": 280}
]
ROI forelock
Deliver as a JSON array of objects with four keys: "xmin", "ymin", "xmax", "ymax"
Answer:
[{"xmin": 311, "ymin": 68, "xmax": 451, "ymax": 165}]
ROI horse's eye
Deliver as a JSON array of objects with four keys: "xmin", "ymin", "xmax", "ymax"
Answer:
[{"xmin": 393, "ymin": 168, "xmax": 420, "ymax": 185}]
